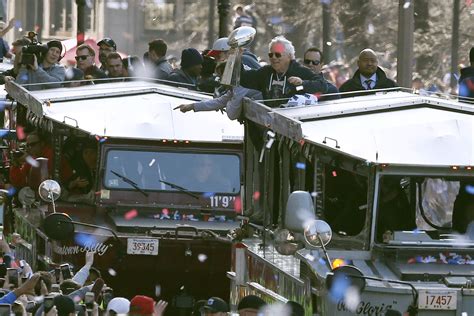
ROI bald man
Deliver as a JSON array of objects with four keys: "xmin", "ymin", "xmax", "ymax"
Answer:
[{"xmin": 339, "ymin": 49, "xmax": 397, "ymax": 97}]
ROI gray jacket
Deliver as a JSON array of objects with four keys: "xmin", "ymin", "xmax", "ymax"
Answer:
[
  {"xmin": 153, "ymin": 56, "xmax": 173, "ymax": 81},
  {"xmin": 16, "ymin": 63, "xmax": 66, "ymax": 91}
]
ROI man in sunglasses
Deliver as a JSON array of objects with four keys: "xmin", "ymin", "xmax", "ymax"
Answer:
[
  {"xmin": 98, "ymin": 38, "xmax": 117, "ymax": 71},
  {"xmin": 303, "ymin": 47, "xmax": 339, "ymax": 101},
  {"xmin": 339, "ymin": 48, "xmax": 397, "ymax": 97},
  {"xmin": 75, "ymin": 44, "xmax": 107, "ymax": 82},
  {"xmin": 240, "ymin": 36, "xmax": 328, "ymax": 107}
]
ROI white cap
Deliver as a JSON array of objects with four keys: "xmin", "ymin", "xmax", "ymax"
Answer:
[
  {"xmin": 107, "ymin": 297, "xmax": 130, "ymax": 314},
  {"xmin": 284, "ymin": 93, "xmax": 318, "ymax": 107},
  {"xmin": 207, "ymin": 38, "xmax": 231, "ymax": 57}
]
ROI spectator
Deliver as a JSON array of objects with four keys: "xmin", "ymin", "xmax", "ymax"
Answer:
[
  {"xmin": 302, "ymin": 47, "xmax": 339, "ymax": 101},
  {"xmin": 168, "ymin": 48, "xmax": 203, "ymax": 90},
  {"xmin": 106, "ymin": 52, "xmax": 129, "ymax": 79},
  {"xmin": 0, "ymin": 19, "xmax": 15, "ymax": 60},
  {"xmin": 64, "ymin": 138, "xmax": 97, "ymax": 196},
  {"xmin": 9, "ymin": 132, "xmax": 53, "ymax": 190},
  {"xmin": 16, "ymin": 40, "xmax": 66, "ymax": 91},
  {"xmin": 459, "ymin": 47, "xmax": 474, "ymax": 104},
  {"xmin": 123, "ymin": 55, "xmax": 144, "ymax": 77},
  {"xmin": 53, "ymin": 295, "xmax": 76, "ymax": 316},
  {"xmin": 237, "ymin": 295, "xmax": 266, "ymax": 315},
  {"xmin": 200, "ymin": 297, "xmax": 229, "ymax": 316},
  {"xmin": 129, "ymin": 295, "xmax": 167, "ymax": 316},
  {"xmin": 233, "ymin": 4, "xmax": 254, "ymax": 29},
  {"xmin": 1, "ymin": 37, "xmax": 31, "ymax": 84},
  {"xmin": 75, "ymin": 44, "xmax": 107, "ymax": 81},
  {"xmin": 240, "ymin": 36, "xmax": 328, "ymax": 107},
  {"xmin": 106, "ymin": 297, "xmax": 130, "ymax": 316},
  {"xmin": 97, "ymin": 37, "xmax": 117, "ymax": 71},
  {"xmin": 207, "ymin": 37, "xmax": 260, "ymax": 70},
  {"xmin": 339, "ymin": 48, "xmax": 397, "ymax": 97},
  {"xmin": 147, "ymin": 39, "xmax": 172, "ymax": 80}
]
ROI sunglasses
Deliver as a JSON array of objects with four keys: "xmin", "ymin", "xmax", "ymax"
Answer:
[
  {"xmin": 304, "ymin": 59, "xmax": 321, "ymax": 66},
  {"xmin": 268, "ymin": 52, "xmax": 283, "ymax": 59},
  {"xmin": 75, "ymin": 55, "xmax": 90, "ymax": 61}
]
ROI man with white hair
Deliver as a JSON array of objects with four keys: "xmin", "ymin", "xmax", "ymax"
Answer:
[{"xmin": 240, "ymin": 36, "xmax": 328, "ymax": 107}]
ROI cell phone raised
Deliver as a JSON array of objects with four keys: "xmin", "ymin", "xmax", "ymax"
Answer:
[
  {"xmin": 0, "ymin": 303, "xmax": 11, "ymax": 316},
  {"xmin": 60, "ymin": 263, "xmax": 72, "ymax": 280},
  {"xmin": 6, "ymin": 268, "xmax": 18, "ymax": 287}
]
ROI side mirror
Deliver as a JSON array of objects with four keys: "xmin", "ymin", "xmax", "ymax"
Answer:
[
  {"xmin": 43, "ymin": 212, "xmax": 75, "ymax": 241},
  {"xmin": 326, "ymin": 265, "xmax": 366, "ymax": 293},
  {"xmin": 274, "ymin": 228, "xmax": 303, "ymax": 255},
  {"xmin": 38, "ymin": 180, "xmax": 61, "ymax": 203},
  {"xmin": 304, "ymin": 219, "xmax": 332, "ymax": 249},
  {"xmin": 220, "ymin": 26, "xmax": 256, "ymax": 87},
  {"xmin": 285, "ymin": 191, "xmax": 316, "ymax": 233}
]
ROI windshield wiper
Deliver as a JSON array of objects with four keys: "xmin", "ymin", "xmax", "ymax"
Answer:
[
  {"xmin": 110, "ymin": 170, "xmax": 148, "ymax": 197},
  {"xmin": 159, "ymin": 179, "xmax": 200, "ymax": 199}
]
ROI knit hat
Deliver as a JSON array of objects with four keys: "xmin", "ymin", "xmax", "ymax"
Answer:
[
  {"xmin": 130, "ymin": 295, "xmax": 154, "ymax": 315},
  {"xmin": 237, "ymin": 295, "xmax": 266, "ymax": 311},
  {"xmin": 107, "ymin": 297, "xmax": 130, "ymax": 314},
  {"xmin": 47, "ymin": 40, "xmax": 63, "ymax": 55},
  {"xmin": 201, "ymin": 297, "xmax": 229, "ymax": 313},
  {"xmin": 180, "ymin": 48, "xmax": 203, "ymax": 69},
  {"xmin": 53, "ymin": 295, "xmax": 75, "ymax": 316}
]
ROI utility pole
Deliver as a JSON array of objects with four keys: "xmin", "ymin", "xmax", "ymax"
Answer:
[
  {"xmin": 450, "ymin": 0, "xmax": 460, "ymax": 91},
  {"xmin": 217, "ymin": 0, "xmax": 230, "ymax": 38},
  {"xmin": 322, "ymin": 1, "xmax": 331, "ymax": 62},
  {"xmin": 76, "ymin": 0, "xmax": 86, "ymax": 45},
  {"xmin": 208, "ymin": 0, "xmax": 216, "ymax": 47},
  {"xmin": 396, "ymin": 0, "xmax": 414, "ymax": 88}
]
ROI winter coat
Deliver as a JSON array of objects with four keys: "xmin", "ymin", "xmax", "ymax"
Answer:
[
  {"xmin": 168, "ymin": 69, "xmax": 198, "ymax": 90},
  {"xmin": 16, "ymin": 63, "xmax": 66, "ymax": 91},
  {"xmin": 339, "ymin": 67, "xmax": 397, "ymax": 98},
  {"xmin": 153, "ymin": 56, "xmax": 173, "ymax": 80}
]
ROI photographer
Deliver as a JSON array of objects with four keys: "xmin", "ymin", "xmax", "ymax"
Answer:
[
  {"xmin": 0, "ymin": 37, "xmax": 31, "ymax": 84},
  {"xmin": 16, "ymin": 40, "xmax": 66, "ymax": 91}
]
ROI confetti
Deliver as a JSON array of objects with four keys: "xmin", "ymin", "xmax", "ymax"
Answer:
[
  {"xmin": 152, "ymin": 16, "xmax": 158, "ymax": 21},
  {"xmin": 202, "ymin": 192, "xmax": 215, "ymax": 198},
  {"xmin": 344, "ymin": 286, "xmax": 361, "ymax": 312},
  {"xmin": 296, "ymin": 162, "xmax": 306, "ymax": 170},
  {"xmin": 234, "ymin": 196, "xmax": 242, "ymax": 213},
  {"xmin": 252, "ymin": 191, "xmax": 260, "ymax": 201},
  {"xmin": 311, "ymin": 191, "xmax": 318, "ymax": 197},
  {"xmin": 7, "ymin": 187, "xmax": 16, "ymax": 197},
  {"xmin": 329, "ymin": 272, "xmax": 350, "ymax": 302},
  {"xmin": 162, "ymin": 208, "xmax": 169, "ymax": 216},
  {"xmin": 99, "ymin": 137, "xmax": 108, "ymax": 143},
  {"xmin": 304, "ymin": 254, "xmax": 315, "ymax": 262},
  {"xmin": 0, "ymin": 130, "xmax": 8, "ymax": 138},
  {"xmin": 332, "ymin": 170, "xmax": 337, "ymax": 177},
  {"xmin": 74, "ymin": 233, "xmax": 97, "ymax": 247},
  {"xmin": 198, "ymin": 254, "xmax": 207, "ymax": 262},
  {"xmin": 155, "ymin": 285, "xmax": 161, "ymax": 297},
  {"xmin": 25, "ymin": 155, "xmax": 40, "ymax": 167},
  {"xmin": 124, "ymin": 209, "xmax": 138, "ymax": 220},
  {"xmin": 108, "ymin": 268, "xmax": 117, "ymax": 276},
  {"xmin": 403, "ymin": 1, "xmax": 411, "ymax": 9},
  {"xmin": 465, "ymin": 185, "xmax": 474, "ymax": 195},
  {"xmin": 326, "ymin": 41, "xmax": 332, "ymax": 46},
  {"xmin": 149, "ymin": 159, "xmax": 156, "ymax": 167},
  {"xmin": 16, "ymin": 125, "xmax": 25, "ymax": 140}
]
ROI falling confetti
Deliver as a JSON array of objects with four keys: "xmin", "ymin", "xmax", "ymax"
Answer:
[
  {"xmin": 124, "ymin": 209, "xmax": 138, "ymax": 220},
  {"xmin": 344, "ymin": 286, "xmax": 361, "ymax": 312},
  {"xmin": 403, "ymin": 1, "xmax": 411, "ymax": 9},
  {"xmin": 152, "ymin": 16, "xmax": 158, "ymax": 21},
  {"xmin": 198, "ymin": 254, "xmax": 207, "ymax": 262},
  {"xmin": 329, "ymin": 272, "xmax": 350, "ymax": 302},
  {"xmin": 234, "ymin": 196, "xmax": 242, "ymax": 213},
  {"xmin": 311, "ymin": 191, "xmax": 318, "ymax": 197},
  {"xmin": 162, "ymin": 208, "xmax": 169, "ymax": 216},
  {"xmin": 326, "ymin": 41, "xmax": 332, "ymax": 46},
  {"xmin": 149, "ymin": 159, "xmax": 156, "ymax": 167},
  {"xmin": 304, "ymin": 254, "xmax": 315, "ymax": 262},
  {"xmin": 16, "ymin": 125, "xmax": 26, "ymax": 140},
  {"xmin": 465, "ymin": 185, "xmax": 474, "ymax": 195},
  {"xmin": 155, "ymin": 285, "xmax": 161, "ymax": 297},
  {"xmin": 332, "ymin": 170, "xmax": 337, "ymax": 177},
  {"xmin": 7, "ymin": 187, "xmax": 16, "ymax": 197},
  {"xmin": 202, "ymin": 192, "xmax": 215, "ymax": 198},
  {"xmin": 252, "ymin": 191, "xmax": 260, "ymax": 201},
  {"xmin": 108, "ymin": 268, "xmax": 117, "ymax": 276},
  {"xmin": 25, "ymin": 156, "xmax": 39, "ymax": 168},
  {"xmin": 296, "ymin": 162, "xmax": 306, "ymax": 170}
]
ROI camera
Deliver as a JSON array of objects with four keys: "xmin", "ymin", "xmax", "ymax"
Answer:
[
  {"xmin": 60, "ymin": 263, "xmax": 72, "ymax": 280},
  {"xmin": 21, "ymin": 43, "xmax": 48, "ymax": 66}
]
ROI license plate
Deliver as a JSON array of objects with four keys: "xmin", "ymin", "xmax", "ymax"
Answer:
[
  {"xmin": 418, "ymin": 290, "xmax": 457, "ymax": 310},
  {"xmin": 127, "ymin": 238, "xmax": 159, "ymax": 256}
]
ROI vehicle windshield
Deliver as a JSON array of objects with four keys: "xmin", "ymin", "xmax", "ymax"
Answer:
[
  {"xmin": 376, "ymin": 174, "xmax": 474, "ymax": 246},
  {"xmin": 104, "ymin": 150, "xmax": 241, "ymax": 194}
]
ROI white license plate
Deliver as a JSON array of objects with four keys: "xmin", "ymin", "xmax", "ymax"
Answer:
[
  {"xmin": 127, "ymin": 238, "xmax": 159, "ymax": 256},
  {"xmin": 418, "ymin": 290, "xmax": 457, "ymax": 310}
]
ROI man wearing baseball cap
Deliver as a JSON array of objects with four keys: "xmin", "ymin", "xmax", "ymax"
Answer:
[
  {"xmin": 129, "ymin": 295, "xmax": 168, "ymax": 316},
  {"xmin": 97, "ymin": 37, "xmax": 117, "ymax": 71},
  {"xmin": 207, "ymin": 37, "xmax": 260, "ymax": 70},
  {"xmin": 201, "ymin": 297, "xmax": 229, "ymax": 316}
]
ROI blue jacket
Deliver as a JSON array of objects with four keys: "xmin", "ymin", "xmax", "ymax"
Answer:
[{"xmin": 459, "ymin": 66, "xmax": 474, "ymax": 103}]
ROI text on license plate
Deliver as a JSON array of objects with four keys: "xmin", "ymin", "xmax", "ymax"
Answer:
[
  {"xmin": 127, "ymin": 238, "xmax": 159, "ymax": 256},
  {"xmin": 418, "ymin": 290, "xmax": 457, "ymax": 310}
]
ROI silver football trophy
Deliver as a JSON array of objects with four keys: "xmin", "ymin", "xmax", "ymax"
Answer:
[{"xmin": 220, "ymin": 26, "xmax": 256, "ymax": 87}]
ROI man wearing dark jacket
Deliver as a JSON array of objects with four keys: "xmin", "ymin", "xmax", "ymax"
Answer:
[
  {"xmin": 459, "ymin": 47, "xmax": 474, "ymax": 104},
  {"xmin": 240, "ymin": 36, "xmax": 328, "ymax": 107},
  {"xmin": 303, "ymin": 47, "xmax": 340, "ymax": 101},
  {"xmin": 339, "ymin": 48, "xmax": 397, "ymax": 97},
  {"xmin": 147, "ymin": 39, "xmax": 173, "ymax": 80},
  {"xmin": 168, "ymin": 48, "xmax": 203, "ymax": 90}
]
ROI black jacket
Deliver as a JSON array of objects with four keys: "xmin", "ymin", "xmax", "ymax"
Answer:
[
  {"xmin": 459, "ymin": 66, "xmax": 474, "ymax": 103},
  {"xmin": 168, "ymin": 69, "xmax": 198, "ymax": 90},
  {"xmin": 339, "ymin": 67, "xmax": 397, "ymax": 98},
  {"xmin": 240, "ymin": 60, "xmax": 328, "ymax": 107}
]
